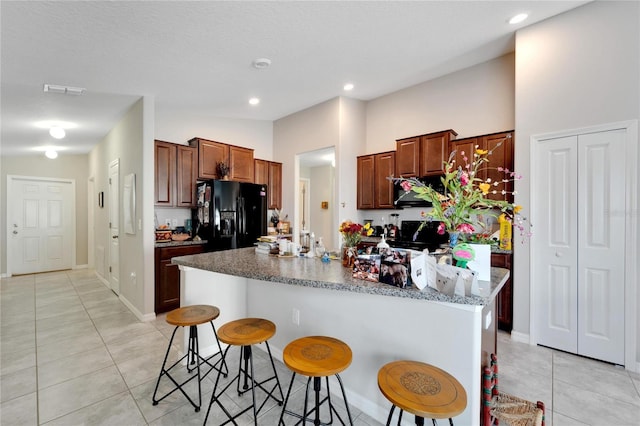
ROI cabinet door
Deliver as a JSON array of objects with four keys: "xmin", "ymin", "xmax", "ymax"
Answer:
[
  {"xmin": 154, "ymin": 140, "xmax": 175, "ymax": 206},
  {"xmin": 491, "ymin": 253, "xmax": 513, "ymax": 332},
  {"xmin": 357, "ymin": 155, "xmax": 375, "ymax": 209},
  {"xmin": 375, "ymin": 151, "xmax": 396, "ymax": 209},
  {"xmin": 193, "ymin": 138, "xmax": 229, "ymax": 179},
  {"xmin": 268, "ymin": 161, "xmax": 282, "ymax": 210},
  {"xmin": 155, "ymin": 245, "xmax": 205, "ymax": 313},
  {"xmin": 229, "ymin": 145, "xmax": 255, "ymax": 182},
  {"xmin": 421, "ymin": 133, "xmax": 449, "ymax": 176},
  {"xmin": 395, "ymin": 137, "xmax": 420, "ymax": 177},
  {"xmin": 483, "ymin": 132, "xmax": 514, "ymax": 202},
  {"xmin": 176, "ymin": 145, "xmax": 198, "ymax": 207},
  {"xmin": 449, "ymin": 137, "xmax": 479, "ymax": 174},
  {"xmin": 254, "ymin": 159, "xmax": 269, "ymax": 185}
]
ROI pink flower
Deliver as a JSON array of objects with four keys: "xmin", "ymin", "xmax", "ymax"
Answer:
[
  {"xmin": 456, "ymin": 223, "xmax": 475, "ymax": 234},
  {"xmin": 437, "ymin": 222, "xmax": 446, "ymax": 235},
  {"xmin": 401, "ymin": 180, "xmax": 412, "ymax": 192},
  {"xmin": 460, "ymin": 172, "xmax": 469, "ymax": 186}
]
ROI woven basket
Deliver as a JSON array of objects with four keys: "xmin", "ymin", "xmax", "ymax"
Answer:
[{"xmin": 490, "ymin": 392, "xmax": 544, "ymax": 426}]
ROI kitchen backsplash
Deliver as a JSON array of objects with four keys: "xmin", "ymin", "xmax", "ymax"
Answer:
[{"xmin": 155, "ymin": 207, "xmax": 192, "ymax": 230}]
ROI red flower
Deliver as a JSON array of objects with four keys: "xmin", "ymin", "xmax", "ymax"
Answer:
[
  {"xmin": 401, "ymin": 180, "xmax": 413, "ymax": 192},
  {"xmin": 437, "ymin": 222, "xmax": 446, "ymax": 235}
]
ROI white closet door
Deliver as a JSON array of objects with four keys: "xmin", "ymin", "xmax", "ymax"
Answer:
[
  {"xmin": 577, "ymin": 130, "xmax": 625, "ymax": 365},
  {"xmin": 535, "ymin": 135, "xmax": 579, "ymax": 353},
  {"xmin": 535, "ymin": 129, "xmax": 626, "ymax": 365}
]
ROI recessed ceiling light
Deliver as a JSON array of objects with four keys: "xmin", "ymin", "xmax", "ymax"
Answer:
[
  {"xmin": 45, "ymin": 149, "xmax": 58, "ymax": 159},
  {"xmin": 249, "ymin": 97, "xmax": 260, "ymax": 105},
  {"xmin": 509, "ymin": 13, "xmax": 529, "ymax": 24},
  {"xmin": 252, "ymin": 58, "xmax": 272, "ymax": 69},
  {"xmin": 343, "ymin": 83, "xmax": 354, "ymax": 91},
  {"xmin": 49, "ymin": 127, "xmax": 66, "ymax": 139}
]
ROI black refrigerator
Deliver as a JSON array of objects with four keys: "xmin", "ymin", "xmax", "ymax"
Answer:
[{"xmin": 193, "ymin": 180, "xmax": 267, "ymax": 251}]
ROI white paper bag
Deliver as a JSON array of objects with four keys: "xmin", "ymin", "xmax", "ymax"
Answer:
[{"xmin": 466, "ymin": 244, "xmax": 491, "ymax": 281}]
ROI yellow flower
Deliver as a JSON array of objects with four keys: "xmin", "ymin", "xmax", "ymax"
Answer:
[
  {"xmin": 514, "ymin": 205, "xmax": 523, "ymax": 213},
  {"xmin": 479, "ymin": 183, "xmax": 491, "ymax": 195},
  {"xmin": 476, "ymin": 149, "xmax": 488, "ymax": 155}
]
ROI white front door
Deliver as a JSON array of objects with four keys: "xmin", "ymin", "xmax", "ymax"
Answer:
[
  {"xmin": 8, "ymin": 176, "xmax": 74, "ymax": 275},
  {"xmin": 109, "ymin": 160, "xmax": 120, "ymax": 295},
  {"xmin": 535, "ymin": 129, "xmax": 625, "ymax": 365}
]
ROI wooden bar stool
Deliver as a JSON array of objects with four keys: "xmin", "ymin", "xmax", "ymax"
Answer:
[
  {"xmin": 378, "ymin": 360, "xmax": 467, "ymax": 426},
  {"xmin": 279, "ymin": 336, "xmax": 354, "ymax": 426},
  {"xmin": 152, "ymin": 304, "xmax": 228, "ymax": 412},
  {"xmin": 204, "ymin": 318, "xmax": 284, "ymax": 426}
]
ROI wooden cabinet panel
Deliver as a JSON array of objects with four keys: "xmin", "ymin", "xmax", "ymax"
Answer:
[
  {"xmin": 395, "ymin": 137, "xmax": 420, "ymax": 177},
  {"xmin": 492, "ymin": 252, "xmax": 513, "ymax": 332},
  {"xmin": 254, "ymin": 159, "xmax": 268, "ymax": 185},
  {"xmin": 155, "ymin": 140, "xmax": 176, "ymax": 206},
  {"xmin": 421, "ymin": 130, "xmax": 456, "ymax": 176},
  {"xmin": 229, "ymin": 145, "xmax": 254, "ymax": 183},
  {"xmin": 190, "ymin": 138, "xmax": 229, "ymax": 180},
  {"xmin": 268, "ymin": 161, "xmax": 282, "ymax": 210},
  {"xmin": 155, "ymin": 245, "xmax": 206, "ymax": 313},
  {"xmin": 375, "ymin": 151, "xmax": 396, "ymax": 209},
  {"xmin": 483, "ymin": 132, "xmax": 514, "ymax": 202},
  {"xmin": 357, "ymin": 155, "xmax": 375, "ymax": 209},
  {"xmin": 449, "ymin": 137, "xmax": 479, "ymax": 173},
  {"xmin": 175, "ymin": 145, "xmax": 198, "ymax": 207}
]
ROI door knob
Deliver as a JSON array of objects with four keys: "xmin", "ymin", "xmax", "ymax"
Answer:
[
  {"xmin": 555, "ymin": 252, "xmax": 563, "ymax": 257},
  {"xmin": 112, "ymin": 235, "xmax": 119, "ymax": 239},
  {"xmin": 13, "ymin": 224, "xmax": 18, "ymax": 228},
  {"xmin": 13, "ymin": 230, "xmax": 18, "ymax": 235}
]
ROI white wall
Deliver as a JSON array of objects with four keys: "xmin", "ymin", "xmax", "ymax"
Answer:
[
  {"xmin": 365, "ymin": 53, "xmax": 515, "ymax": 155},
  {"xmin": 1, "ymin": 154, "xmax": 89, "ymax": 274},
  {"xmin": 514, "ymin": 1, "xmax": 639, "ymax": 361},
  {"xmin": 89, "ymin": 97, "xmax": 155, "ymax": 320},
  {"xmin": 309, "ymin": 165, "xmax": 335, "ymax": 250}
]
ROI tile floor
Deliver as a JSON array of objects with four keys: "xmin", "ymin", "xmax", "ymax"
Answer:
[{"xmin": 0, "ymin": 269, "xmax": 639, "ymax": 425}]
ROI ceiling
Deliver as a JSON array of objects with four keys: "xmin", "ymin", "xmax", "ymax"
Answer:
[{"xmin": 0, "ymin": 1, "xmax": 589, "ymax": 157}]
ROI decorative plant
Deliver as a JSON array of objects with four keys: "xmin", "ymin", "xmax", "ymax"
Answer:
[
  {"xmin": 392, "ymin": 136, "xmax": 531, "ymax": 241},
  {"xmin": 339, "ymin": 220, "xmax": 373, "ymax": 247},
  {"xmin": 216, "ymin": 161, "xmax": 230, "ymax": 177}
]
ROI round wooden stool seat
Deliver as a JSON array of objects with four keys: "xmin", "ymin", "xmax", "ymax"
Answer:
[
  {"xmin": 217, "ymin": 317, "xmax": 276, "ymax": 346},
  {"xmin": 378, "ymin": 360, "xmax": 467, "ymax": 420},
  {"xmin": 283, "ymin": 336, "xmax": 352, "ymax": 377},
  {"xmin": 166, "ymin": 305, "xmax": 220, "ymax": 327}
]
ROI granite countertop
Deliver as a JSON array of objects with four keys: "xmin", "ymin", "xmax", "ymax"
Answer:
[
  {"xmin": 172, "ymin": 247, "xmax": 509, "ymax": 306},
  {"xmin": 155, "ymin": 239, "xmax": 208, "ymax": 248}
]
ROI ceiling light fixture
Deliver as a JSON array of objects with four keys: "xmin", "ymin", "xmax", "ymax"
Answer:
[
  {"xmin": 45, "ymin": 149, "xmax": 58, "ymax": 159},
  {"xmin": 49, "ymin": 126, "xmax": 66, "ymax": 139},
  {"xmin": 249, "ymin": 97, "xmax": 260, "ymax": 105},
  {"xmin": 509, "ymin": 13, "xmax": 529, "ymax": 24},
  {"xmin": 252, "ymin": 58, "xmax": 272, "ymax": 69},
  {"xmin": 343, "ymin": 83, "xmax": 354, "ymax": 91},
  {"xmin": 43, "ymin": 84, "xmax": 85, "ymax": 95}
]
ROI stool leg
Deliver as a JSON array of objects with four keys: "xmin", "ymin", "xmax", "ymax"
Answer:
[
  {"xmin": 334, "ymin": 373, "xmax": 354, "ymax": 425},
  {"xmin": 264, "ymin": 341, "xmax": 285, "ymax": 403},
  {"xmin": 414, "ymin": 415, "xmax": 425, "ymax": 426},
  {"xmin": 204, "ymin": 344, "xmax": 232, "ymax": 425},
  {"xmin": 193, "ymin": 325, "xmax": 202, "ymax": 411},
  {"xmin": 210, "ymin": 321, "xmax": 228, "ymax": 377},
  {"xmin": 278, "ymin": 372, "xmax": 297, "ymax": 426},
  {"xmin": 313, "ymin": 377, "xmax": 322, "ymax": 426},
  {"xmin": 152, "ymin": 326, "xmax": 179, "ymax": 405},
  {"xmin": 385, "ymin": 405, "xmax": 396, "ymax": 426}
]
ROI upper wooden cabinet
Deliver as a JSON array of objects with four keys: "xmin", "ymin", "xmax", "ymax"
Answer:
[
  {"xmin": 189, "ymin": 137, "xmax": 229, "ymax": 180},
  {"xmin": 396, "ymin": 130, "xmax": 457, "ymax": 178},
  {"xmin": 229, "ymin": 145, "xmax": 254, "ymax": 183},
  {"xmin": 155, "ymin": 140, "xmax": 198, "ymax": 207},
  {"xmin": 449, "ymin": 131, "xmax": 514, "ymax": 202},
  {"xmin": 155, "ymin": 140, "xmax": 176, "ymax": 206},
  {"xmin": 254, "ymin": 159, "xmax": 282, "ymax": 210},
  {"xmin": 357, "ymin": 151, "xmax": 395, "ymax": 209},
  {"xmin": 421, "ymin": 130, "xmax": 457, "ymax": 176}
]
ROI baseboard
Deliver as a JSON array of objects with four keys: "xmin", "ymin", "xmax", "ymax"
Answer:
[
  {"xmin": 72, "ymin": 264, "xmax": 88, "ymax": 270},
  {"xmin": 118, "ymin": 294, "xmax": 156, "ymax": 322},
  {"xmin": 95, "ymin": 272, "xmax": 110, "ymax": 288},
  {"xmin": 510, "ymin": 330, "xmax": 531, "ymax": 344},
  {"xmin": 1, "ymin": 273, "xmax": 9, "ymax": 278}
]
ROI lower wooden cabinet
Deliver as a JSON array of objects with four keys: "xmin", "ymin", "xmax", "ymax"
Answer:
[
  {"xmin": 155, "ymin": 244, "xmax": 206, "ymax": 314},
  {"xmin": 491, "ymin": 252, "xmax": 513, "ymax": 332}
]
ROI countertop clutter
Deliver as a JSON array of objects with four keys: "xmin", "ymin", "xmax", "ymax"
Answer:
[{"xmin": 171, "ymin": 247, "xmax": 509, "ymax": 306}]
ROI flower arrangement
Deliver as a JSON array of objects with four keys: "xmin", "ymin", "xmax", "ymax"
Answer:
[
  {"xmin": 339, "ymin": 220, "xmax": 373, "ymax": 247},
  {"xmin": 216, "ymin": 161, "xmax": 230, "ymax": 177},
  {"xmin": 393, "ymin": 137, "xmax": 531, "ymax": 241}
]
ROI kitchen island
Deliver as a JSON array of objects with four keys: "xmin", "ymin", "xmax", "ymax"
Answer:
[{"xmin": 172, "ymin": 247, "xmax": 509, "ymax": 425}]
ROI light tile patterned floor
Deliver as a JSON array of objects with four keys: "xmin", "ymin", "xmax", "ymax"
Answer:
[{"xmin": 1, "ymin": 270, "xmax": 639, "ymax": 425}]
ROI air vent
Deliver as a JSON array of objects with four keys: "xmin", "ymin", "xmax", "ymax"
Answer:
[{"xmin": 43, "ymin": 84, "xmax": 85, "ymax": 95}]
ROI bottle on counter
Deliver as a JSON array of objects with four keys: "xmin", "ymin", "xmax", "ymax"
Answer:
[
  {"xmin": 307, "ymin": 232, "xmax": 316, "ymax": 258},
  {"xmin": 315, "ymin": 237, "xmax": 326, "ymax": 257}
]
